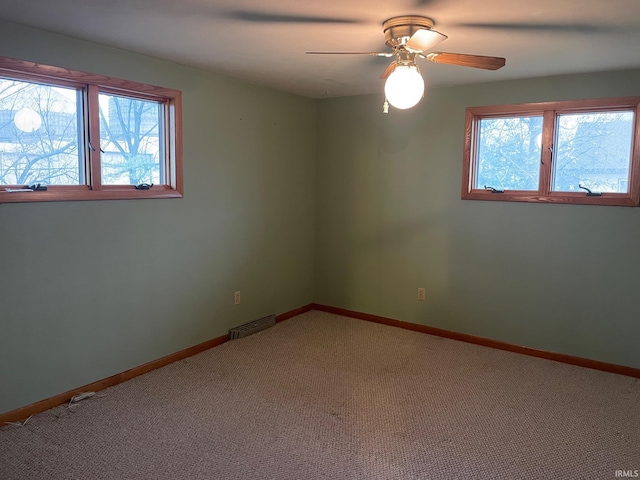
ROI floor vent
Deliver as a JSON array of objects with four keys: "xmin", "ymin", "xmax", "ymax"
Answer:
[{"xmin": 229, "ymin": 314, "xmax": 276, "ymax": 340}]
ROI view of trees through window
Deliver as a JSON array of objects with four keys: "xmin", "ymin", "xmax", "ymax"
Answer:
[
  {"xmin": 99, "ymin": 93, "xmax": 163, "ymax": 186},
  {"xmin": 0, "ymin": 78, "xmax": 82, "ymax": 185},
  {"xmin": 476, "ymin": 116, "xmax": 543, "ymax": 191},
  {"xmin": 553, "ymin": 111, "xmax": 633, "ymax": 193},
  {"xmin": 474, "ymin": 110, "xmax": 634, "ymax": 193},
  {"xmin": 0, "ymin": 78, "xmax": 162, "ymax": 187}
]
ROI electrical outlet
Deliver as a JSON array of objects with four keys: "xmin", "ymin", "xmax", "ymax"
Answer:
[
  {"xmin": 234, "ymin": 291, "xmax": 241, "ymax": 305},
  {"xmin": 417, "ymin": 288, "xmax": 426, "ymax": 301}
]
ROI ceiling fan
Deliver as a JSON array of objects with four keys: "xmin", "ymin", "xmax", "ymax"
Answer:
[{"xmin": 306, "ymin": 16, "xmax": 506, "ymax": 110}]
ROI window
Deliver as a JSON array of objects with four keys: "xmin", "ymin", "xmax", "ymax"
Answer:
[
  {"xmin": 463, "ymin": 97, "xmax": 640, "ymax": 206},
  {"xmin": 99, "ymin": 93, "xmax": 165, "ymax": 186},
  {"xmin": 0, "ymin": 56, "xmax": 182, "ymax": 203}
]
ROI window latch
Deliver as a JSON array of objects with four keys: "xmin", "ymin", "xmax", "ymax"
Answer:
[
  {"xmin": 542, "ymin": 144, "xmax": 553, "ymax": 165},
  {"xmin": 484, "ymin": 186, "xmax": 505, "ymax": 194},
  {"xmin": 134, "ymin": 183, "xmax": 153, "ymax": 190},
  {"xmin": 6, "ymin": 183, "xmax": 48, "ymax": 193},
  {"xmin": 578, "ymin": 185, "xmax": 601, "ymax": 196}
]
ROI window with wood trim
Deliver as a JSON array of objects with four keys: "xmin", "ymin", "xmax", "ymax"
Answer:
[
  {"xmin": 462, "ymin": 97, "xmax": 640, "ymax": 206},
  {"xmin": 0, "ymin": 56, "xmax": 182, "ymax": 203}
]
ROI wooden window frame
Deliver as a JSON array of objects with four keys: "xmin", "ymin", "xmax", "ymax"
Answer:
[
  {"xmin": 462, "ymin": 97, "xmax": 640, "ymax": 206},
  {"xmin": 0, "ymin": 56, "xmax": 183, "ymax": 203}
]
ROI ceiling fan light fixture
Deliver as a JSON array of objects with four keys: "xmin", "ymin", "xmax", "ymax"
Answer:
[{"xmin": 384, "ymin": 64, "xmax": 424, "ymax": 109}]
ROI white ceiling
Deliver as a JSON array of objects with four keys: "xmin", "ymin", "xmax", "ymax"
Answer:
[{"xmin": 1, "ymin": 0, "xmax": 640, "ymax": 98}]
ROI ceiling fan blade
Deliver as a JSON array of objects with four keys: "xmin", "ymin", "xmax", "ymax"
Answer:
[
  {"xmin": 425, "ymin": 52, "xmax": 506, "ymax": 70},
  {"xmin": 405, "ymin": 28, "xmax": 448, "ymax": 52},
  {"xmin": 380, "ymin": 61, "xmax": 398, "ymax": 80},
  {"xmin": 457, "ymin": 22, "xmax": 616, "ymax": 34},
  {"xmin": 306, "ymin": 51, "xmax": 394, "ymax": 57},
  {"xmin": 225, "ymin": 10, "xmax": 361, "ymax": 24}
]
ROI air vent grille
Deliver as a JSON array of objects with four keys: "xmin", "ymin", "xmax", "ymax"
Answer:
[{"xmin": 228, "ymin": 314, "xmax": 276, "ymax": 340}]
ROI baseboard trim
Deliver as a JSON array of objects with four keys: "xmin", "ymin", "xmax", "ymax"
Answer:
[
  {"xmin": 312, "ymin": 303, "xmax": 640, "ymax": 379},
  {"xmin": 1, "ymin": 304, "xmax": 313, "ymax": 425},
  {"xmin": 276, "ymin": 303, "xmax": 314, "ymax": 322}
]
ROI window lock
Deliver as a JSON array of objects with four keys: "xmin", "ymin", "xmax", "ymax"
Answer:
[
  {"xmin": 484, "ymin": 186, "xmax": 504, "ymax": 194},
  {"xmin": 26, "ymin": 183, "xmax": 48, "ymax": 191},
  {"xmin": 578, "ymin": 185, "xmax": 602, "ymax": 196},
  {"xmin": 134, "ymin": 183, "xmax": 153, "ymax": 190}
]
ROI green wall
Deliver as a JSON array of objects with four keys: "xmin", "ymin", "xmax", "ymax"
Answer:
[
  {"xmin": 0, "ymin": 21, "xmax": 316, "ymax": 413},
  {"xmin": 315, "ymin": 69, "xmax": 640, "ymax": 369}
]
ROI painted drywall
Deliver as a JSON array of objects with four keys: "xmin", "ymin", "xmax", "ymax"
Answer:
[
  {"xmin": 315, "ymin": 69, "xmax": 640, "ymax": 369},
  {"xmin": 0, "ymin": 21, "xmax": 316, "ymax": 413}
]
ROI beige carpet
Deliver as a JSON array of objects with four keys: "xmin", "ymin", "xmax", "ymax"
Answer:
[{"xmin": 1, "ymin": 311, "xmax": 639, "ymax": 479}]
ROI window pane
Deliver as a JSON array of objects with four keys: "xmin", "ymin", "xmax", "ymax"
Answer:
[
  {"xmin": 0, "ymin": 78, "xmax": 83, "ymax": 185},
  {"xmin": 553, "ymin": 111, "xmax": 634, "ymax": 193},
  {"xmin": 475, "ymin": 116, "xmax": 543, "ymax": 191},
  {"xmin": 99, "ymin": 93, "xmax": 163, "ymax": 186}
]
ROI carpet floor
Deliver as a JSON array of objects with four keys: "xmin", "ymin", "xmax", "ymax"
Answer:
[{"xmin": 1, "ymin": 311, "xmax": 639, "ymax": 479}]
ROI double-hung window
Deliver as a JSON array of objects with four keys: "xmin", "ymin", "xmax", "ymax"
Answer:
[
  {"xmin": 462, "ymin": 97, "xmax": 640, "ymax": 206},
  {"xmin": 0, "ymin": 56, "xmax": 182, "ymax": 203}
]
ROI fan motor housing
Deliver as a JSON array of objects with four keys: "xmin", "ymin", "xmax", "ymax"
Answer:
[{"xmin": 383, "ymin": 15, "xmax": 436, "ymax": 48}]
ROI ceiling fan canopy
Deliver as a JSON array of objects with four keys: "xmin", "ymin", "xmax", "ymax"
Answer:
[{"xmin": 382, "ymin": 15, "xmax": 446, "ymax": 50}]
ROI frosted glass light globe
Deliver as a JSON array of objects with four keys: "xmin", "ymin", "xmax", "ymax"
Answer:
[
  {"xmin": 14, "ymin": 108, "xmax": 42, "ymax": 133},
  {"xmin": 384, "ymin": 65, "xmax": 425, "ymax": 110}
]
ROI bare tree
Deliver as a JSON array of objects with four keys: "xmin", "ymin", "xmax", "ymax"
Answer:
[
  {"xmin": 99, "ymin": 95, "xmax": 161, "ymax": 185},
  {"xmin": 0, "ymin": 80, "xmax": 80, "ymax": 186},
  {"xmin": 476, "ymin": 116, "xmax": 543, "ymax": 191}
]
